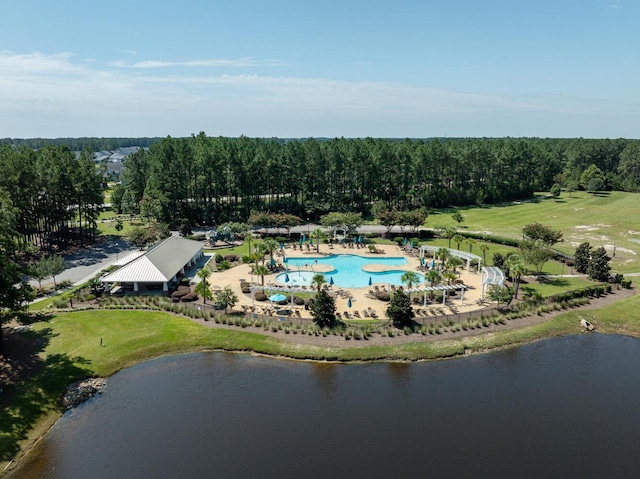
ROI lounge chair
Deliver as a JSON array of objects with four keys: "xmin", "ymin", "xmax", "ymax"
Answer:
[
  {"xmin": 363, "ymin": 310, "xmax": 370, "ymax": 318},
  {"xmin": 353, "ymin": 311, "xmax": 361, "ymax": 318}
]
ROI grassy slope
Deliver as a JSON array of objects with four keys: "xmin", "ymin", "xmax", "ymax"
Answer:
[{"xmin": 428, "ymin": 191, "xmax": 640, "ymax": 274}]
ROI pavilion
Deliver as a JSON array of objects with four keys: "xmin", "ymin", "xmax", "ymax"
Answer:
[{"xmin": 101, "ymin": 236, "xmax": 205, "ymax": 293}]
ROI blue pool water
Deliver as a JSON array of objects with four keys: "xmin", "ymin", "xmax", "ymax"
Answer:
[{"xmin": 279, "ymin": 254, "xmax": 422, "ymax": 288}]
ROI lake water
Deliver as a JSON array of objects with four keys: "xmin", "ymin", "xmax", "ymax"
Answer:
[{"xmin": 10, "ymin": 334, "xmax": 640, "ymax": 479}]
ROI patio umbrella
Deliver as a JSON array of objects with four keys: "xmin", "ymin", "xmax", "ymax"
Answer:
[
  {"xmin": 358, "ymin": 235, "xmax": 363, "ymax": 243},
  {"xmin": 353, "ymin": 236, "xmax": 357, "ymax": 244},
  {"xmin": 347, "ymin": 297, "xmax": 352, "ymax": 308},
  {"xmin": 269, "ymin": 293, "xmax": 287, "ymax": 302},
  {"xmin": 270, "ymin": 257, "xmax": 276, "ymax": 268},
  {"xmin": 280, "ymin": 242, "xmax": 284, "ymax": 250},
  {"xmin": 420, "ymin": 257, "xmax": 425, "ymax": 266},
  {"xmin": 329, "ymin": 276, "xmax": 334, "ymax": 285},
  {"xmin": 302, "ymin": 234, "xmax": 306, "ymax": 242},
  {"xmin": 285, "ymin": 273, "xmax": 290, "ymax": 283},
  {"xmin": 369, "ymin": 276, "xmax": 372, "ymax": 286},
  {"xmin": 431, "ymin": 259, "xmax": 436, "ymax": 268},
  {"xmin": 310, "ymin": 238, "xmax": 313, "ymax": 245},
  {"xmin": 299, "ymin": 237, "xmax": 303, "ymax": 245},
  {"xmin": 403, "ymin": 237, "xmax": 408, "ymax": 245}
]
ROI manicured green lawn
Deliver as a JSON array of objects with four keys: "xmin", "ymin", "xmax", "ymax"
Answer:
[{"xmin": 427, "ymin": 191, "xmax": 640, "ymax": 273}]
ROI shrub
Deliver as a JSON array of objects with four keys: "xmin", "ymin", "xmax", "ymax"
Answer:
[
  {"xmin": 86, "ymin": 293, "xmax": 96, "ymax": 301},
  {"xmin": 394, "ymin": 237, "xmax": 404, "ymax": 246},
  {"xmin": 621, "ymin": 279, "xmax": 632, "ymax": 289},
  {"xmin": 181, "ymin": 292, "xmax": 198, "ymax": 302},
  {"xmin": 223, "ymin": 254, "xmax": 239, "ymax": 262},
  {"xmin": 375, "ymin": 291, "xmax": 391, "ymax": 301},
  {"xmin": 242, "ymin": 287, "xmax": 251, "ymax": 294},
  {"xmin": 255, "ymin": 293, "xmax": 267, "ymax": 301},
  {"xmin": 180, "ymin": 277, "xmax": 191, "ymax": 286},
  {"xmin": 294, "ymin": 296, "xmax": 305, "ymax": 305},
  {"xmin": 172, "ymin": 289, "xmax": 190, "ymax": 299},
  {"xmin": 214, "ymin": 253, "xmax": 223, "ymax": 263}
]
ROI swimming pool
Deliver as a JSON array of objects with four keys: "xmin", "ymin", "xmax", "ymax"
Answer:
[{"xmin": 278, "ymin": 254, "xmax": 423, "ymax": 288}]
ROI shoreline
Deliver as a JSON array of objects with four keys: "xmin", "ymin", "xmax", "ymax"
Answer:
[{"xmin": 2, "ymin": 286, "xmax": 637, "ymax": 477}]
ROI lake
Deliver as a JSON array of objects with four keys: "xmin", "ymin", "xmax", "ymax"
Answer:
[{"xmin": 10, "ymin": 334, "xmax": 640, "ymax": 478}]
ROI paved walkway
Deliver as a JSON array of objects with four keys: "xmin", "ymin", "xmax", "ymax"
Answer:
[{"xmin": 29, "ymin": 238, "xmax": 138, "ymax": 301}]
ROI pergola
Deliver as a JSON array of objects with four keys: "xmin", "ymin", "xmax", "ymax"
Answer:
[
  {"xmin": 404, "ymin": 283, "xmax": 468, "ymax": 306},
  {"xmin": 250, "ymin": 282, "xmax": 468, "ymax": 308},
  {"xmin": 419, "ymin": 246, "xmax": 483, "ymax": 273},
  {"xmin": 481, "ymin": 266, "xmax": 506, "ymax": 299}
]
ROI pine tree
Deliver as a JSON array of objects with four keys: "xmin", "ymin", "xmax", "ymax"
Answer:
[
  {"xmin": 309, "ymin": 289, "xmax": 337, "ymax": 328},
  {"xmin": 387, "ymin": 288, "xmax": 414, "ymax": 328},
  {"xmin": 587, "ymin": 247, "xmax": 611, "ymax": 282},
  {"xmin": 574, "ymin": 242, "xmax": 592, "ymax": 274}
]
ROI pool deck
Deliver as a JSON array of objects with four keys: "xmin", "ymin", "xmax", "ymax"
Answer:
[{"xmin": 208, "ymin": 242, "xmax": 487, "ymax": 321}]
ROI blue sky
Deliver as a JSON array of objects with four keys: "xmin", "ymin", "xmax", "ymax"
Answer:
[{"xmin": 1, "ymin": 0, "xmax": 638, "ymax": 138}]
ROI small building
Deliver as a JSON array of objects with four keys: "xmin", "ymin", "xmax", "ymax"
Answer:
[{"xmin": 101, "ymin": 236, "xmax": 204, "ymax": 293}]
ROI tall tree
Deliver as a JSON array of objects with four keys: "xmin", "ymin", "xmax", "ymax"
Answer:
[
  {"xmin": 574, "ymin": 242, "xmax": 592, "ymax": 274},
  {"xmin": 0, "ymin": 190, "xmax": 34, "ymax": 356},
  {"xmin": 309, "ymin": 288, "xmax": 337, "ymax": 328},
  {"xmin": 587, "ymin": 247, "xmax": 611, "ymax": 282},
  {"xmin": 387, "ymin": 288, "xmax": 414, "ymax": 328}
]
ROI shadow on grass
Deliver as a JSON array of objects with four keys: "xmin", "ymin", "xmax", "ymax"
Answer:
[{"xmin": 0, "ymin": 324, "xmax": 93, "ymax": 462}]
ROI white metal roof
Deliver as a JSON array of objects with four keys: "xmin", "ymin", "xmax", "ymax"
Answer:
[
  {"xmin": 481, "ymin": 266, "xmax": 505, "ymax": 286},
  {"xmin": 112, "ymin": 250, "xmax": 145, "ymax": 267},
  {"xmin": 419, "ymin": 245, "xmax": 482, "ymax": 263},
  {"xmin": 102, "ymin": 236, "xmax": 203, "ymax": 284}
]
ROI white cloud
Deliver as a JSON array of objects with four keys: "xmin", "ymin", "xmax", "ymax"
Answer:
[
  {"xmin": 110, "ymin": 57, "xmax": 287, "ymax": 68},
  {"xmin": 0, "ymin": 51, "xmax": 637, "ymax": 138}
]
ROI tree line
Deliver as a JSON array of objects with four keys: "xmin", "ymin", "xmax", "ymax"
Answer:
[
  {"xmin": 110, "ymin": 134, "xmax": 640, "ymax": 227},
  {"xmin": 0, "ymin": 145, "xmax": 104, "ymax": 253}
]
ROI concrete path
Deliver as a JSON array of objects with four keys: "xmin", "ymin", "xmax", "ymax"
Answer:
[{"xmin": 29, "ymin": 237, "xmax": 138, "ymax": 289}]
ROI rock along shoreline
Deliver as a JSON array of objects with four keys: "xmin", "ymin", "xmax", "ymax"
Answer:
[{"xmin": 62, "ymin": 378, "xmax": 107, "ymax": 409}]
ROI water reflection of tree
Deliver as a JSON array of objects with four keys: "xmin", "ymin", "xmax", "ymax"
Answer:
[{"xmin": 310, "ymin": 363, "xmax": 338, "ymax": 399}]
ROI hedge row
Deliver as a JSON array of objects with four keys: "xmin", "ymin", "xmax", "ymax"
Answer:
[{"xmin": 547, "ymin": 283, "xmax": 612, "ymax": 304}]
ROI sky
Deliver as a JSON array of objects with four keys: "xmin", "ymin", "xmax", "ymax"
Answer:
[{"xmin": 1, "ymin": 0, "xmax": 638, "ymax": 139}]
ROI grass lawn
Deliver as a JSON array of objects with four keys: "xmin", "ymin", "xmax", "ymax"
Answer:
[
  {"xmin": 427, "ymin": 191, "xmax": 640, "ymax": 273},
  {"xmin": 518, "ymin": 276, "xmax": 595, "ymax": 298}
]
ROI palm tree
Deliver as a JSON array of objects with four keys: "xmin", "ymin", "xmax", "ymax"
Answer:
[
  {"xmin": 425, "ymin": 269, "xmax": 442, "ymax": 300},
  {"xmin": 311, "ymin": 227, "xmax": 327, "ymax": 253},
  {"xmin": 311, "ymin": 273, "xmax": 326, "ymax": 293},
  {"xmin": 507, "ymin": 254, "xmax": 527, "ymax": 299},
  {"xmin": 253, "ymin": 265, "xmax": 270, "ymax": 286},
  {"xmin": 401, "ymin": 271, "xmax": 420, "ymax": 289},
  {"xmin": 443, "ymin": 271, "xmax": 457, "ymax": 285},
  {"xmin": 401, "ymin": 271, "xmax": 420, "ymax": 303},
  {"xmin": 452, "ymin": 234, "xmax": 465, "ymax": 251},
  {"xmin": 196, "ymin": 266, "xmax": 212, "ymax": 304},
  {"xmin": 262, "ymin": 238, "xmax": 279, "ymax": 266},
  {"xmin": 446, "ymin": 256, "xmax": 464, "ymax": 273},
  {"xmin": 479, "ymin": 243, "xmax": 490, "ymax": 264},
  {"xmin": 466, "ymin": 238, "xmax": 477, "ymax": 254},
  {"xmin": 436, "ymin": 247, "xmax": 450, "ymax": 266}
]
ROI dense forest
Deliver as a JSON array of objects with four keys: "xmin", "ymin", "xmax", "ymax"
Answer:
[
  {"xmin": 0, "ymin": 137, "xmax": 162, "ymax": 151},
  {"xmin": 1, "ymin": 135, "xmax": 639, "ymax": 254},
  {"xmin": 0, "ymin": 145, "xmax": 103, "ymax": 252},
  {"xmin": 111, "ymin": 134, "xmax": 640, "ymax": 225}
]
